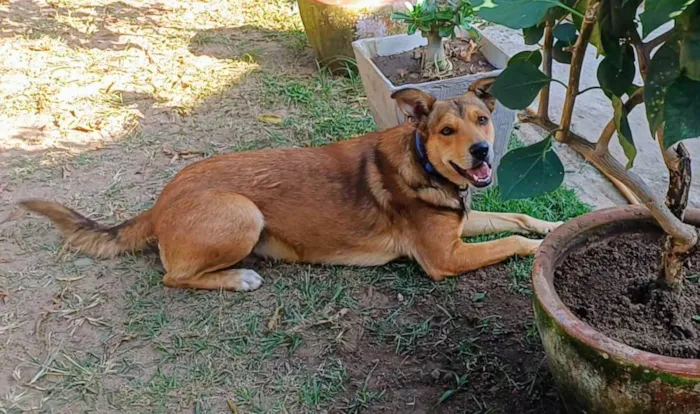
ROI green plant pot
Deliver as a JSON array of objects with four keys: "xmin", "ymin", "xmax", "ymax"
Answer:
[
  {"xmin": 297, "ymin": 0, "xmax": 405, "ymax": 71},
  {"xmin": 533, "ymin": 205, "xmax": 700, "ymax": 413}
]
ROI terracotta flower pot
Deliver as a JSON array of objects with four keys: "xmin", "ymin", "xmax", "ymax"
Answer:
[
  {"xmin": 533, "ymin": 205, "xmax": 700, "ymax": 413},
  {"xmin": 297, "ymin": 0, "xmax": 405, "ymax": 71}
]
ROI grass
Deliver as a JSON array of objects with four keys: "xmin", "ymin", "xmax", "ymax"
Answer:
[{"xmin": 0, "ymin": 0, "xmax": 593, "ymax": 412}]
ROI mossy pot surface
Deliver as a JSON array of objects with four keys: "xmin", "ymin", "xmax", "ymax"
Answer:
[
  {"xmin": 533, "ymin": 205, "xmax": 700, "ymax": 413},
  {"xmin": 297, "ymin": 0, "xmax": 405, "ymax": 71}
]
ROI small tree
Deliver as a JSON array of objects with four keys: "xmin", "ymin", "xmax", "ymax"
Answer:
[
  {"xmin": 475, "ymin": 0, "xmax": 700, "ymax": 290},
  {"xmin": 392, "ymin": 0, "xmax": 480, "ymax": 74}
]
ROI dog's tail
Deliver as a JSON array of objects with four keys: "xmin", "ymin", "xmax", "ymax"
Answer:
[{"xmin": 20, "ymin": 200, "xmax": 155, "ymax": 258}]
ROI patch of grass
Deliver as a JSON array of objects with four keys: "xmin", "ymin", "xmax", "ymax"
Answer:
[
  {"xmin": 299, "ymin": 359, "xmax": 348, "ymax": 409},
  {"xmin": 261, "ymin": 70, "xmax": 375, "ymax": 147},
  {"xmin": 0, "ymin": 0, "xmax": 595, "ymax": 412},
  {"xmin": 467, "ymin": 134, "xmax": 593, "ymax": 294},
  {"xmin": 343, "ymin": 367, "xmax": 386, "ymax": 414}
]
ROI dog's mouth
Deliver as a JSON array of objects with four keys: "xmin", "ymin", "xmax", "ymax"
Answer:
[{"xmin": 450, "ymin": 161, "xmax": 492, "ymax": 188}]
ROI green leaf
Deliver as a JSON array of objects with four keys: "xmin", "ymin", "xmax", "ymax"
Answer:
[
  {"xmin": 391, "ymin": 12, "xmax": 411, "ymax": 21},
  {"xmin": 497, "ymin": 136, "xmax": 565, "ymax": 200},
  {"xmin": 693, "ymin": 315, "xmax": 700, "ymax": 323},
  {"xmin": 640, "ymin": 0, "xmax": 696, "ymax": 38},
  {"xmin": 438, "ymin": 25, "xmax": 454, "ymax": 37},
  {"xmin": 612, "ymin": 95, "xmax": 636, "ymax": 168},
  {"xmin": 604, "ymin": 0, "xmax": 641, "ymax": 38},
  {"xmin": 663, "ymin": 76, "xmax": 700, "ymax": 148},
  {"xmin": 553, "ymin": 40, "xmax": 572, "ymax": 64},
  {"xmin": 645, "ymin": 44, "xmax": 681, "ymax": 137},
  {"xmin": 543, "ymin": 0, "xmax": 578, "ymax": 21},
  {"xmin": 680, "ymin": 32, "xmax": 700, "ymax": 81},
  {"xmin": 489, "ymin": 62, "xmax": 552, "ymax": 109},
  {"xmin": 435, "ymin": 9, "xmax": 454, "ymax": 21},
  {"xmin": 463, "ymin": 26, "xmax": 482, "ymax": 40},
  {"xmin": 438, "ymin": 389, "xmax": 455, "ymax": 404},
  {"xmin": 593, "ymin": 0, "xmax": 639, "ymax": 61},
  {"xmin": 553, "ymin": 22, "xmax": 577, "ymax": 45},
  {"xmin": 408, "ymin": 23, "xmax": 418, "ymax": 35},
  {"xmin": 472, "ymin": 0, "xmax": 557, "ymax": 29},
  {"xmin": 509, "ymin": 50, "xmax": 543, "ymax": 67},
  {"xmin": 472, "ymin": 292, "xmax": 487, "ymax": 302},
  {"xmin": 523, "ymin": 25, "xmax": 544, "ymax": 45},
  {"xmin": 597, "ymin": 45, "xmax": 635, "ymax": 97},
  {"xmin": 626, "ymin": 83, "xmax": 641, "ymax": 97}
]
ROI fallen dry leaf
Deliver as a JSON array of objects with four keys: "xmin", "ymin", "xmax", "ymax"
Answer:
[
  {"xmin": 162, "ymin": 145, "xmax": 205, "ymax": 163},
  {"xmin": 256, "ymin": 114, "xmax": 283, "ymax": 124},
  {"xmin": 73, "ymin": 125, "xmax": 94, "ymax": 133},
  {"xmin": 62, "ymin": 164, "xmax": 75, "ymax": 178},
  {"xmin": 267, "ymin": 304, "xmax": 284, "ymax": 330},
  {"xmin": 227, "ymin": 399, "xmax": 239, "ymax": 414}
]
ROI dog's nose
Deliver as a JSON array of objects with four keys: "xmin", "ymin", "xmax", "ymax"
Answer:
[{"xmin": 469, "ymin": 142, "xmax": 490, "ymax": 162}]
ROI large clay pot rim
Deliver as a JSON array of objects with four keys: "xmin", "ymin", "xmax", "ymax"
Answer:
[{"xmin": 533, "ymin": 205, "xmax": 700, "ymax": 377}]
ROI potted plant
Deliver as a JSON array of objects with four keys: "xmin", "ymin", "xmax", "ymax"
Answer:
[
  {"xmin": 352, "ymin": 0, "xmax": 516, "ymax": 182},
  {"xmin": 476, "ymin": 0, "xmax": 700, "ymax": 412}
]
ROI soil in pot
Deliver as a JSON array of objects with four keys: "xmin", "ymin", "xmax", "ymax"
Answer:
[
  {"xmin": 371, "ymin": 38, "xmax": 495, "ymax": 86},
  {"xmin": 556, "ymin": 230, "xmax": 700, "ymax": 359}
]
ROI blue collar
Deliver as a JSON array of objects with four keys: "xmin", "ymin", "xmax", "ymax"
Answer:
[
  {"xmin": 415, "ymin": 131, "xmax": 436, "ymax": 175},
  {"xmin": 415, "ymin": 130, "xmax": 471, "ymax": 201}
]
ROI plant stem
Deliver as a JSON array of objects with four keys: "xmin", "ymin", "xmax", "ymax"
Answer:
[
  {"xmin": 555, "ymin": 1, "xmax": 600, "ymax": 143},
  {"xmin": 629, "ymin": 28, "xmax": 650, "ymax": 80},
  {"xmin": 577, "ymin": 86, "xmax": 602, "ymax": 95},
  {"xmin": 521, "ymin": 110, "xmax": 640, "ymax": 204},
  {"xmin": 567, "ymin": 137, "xmax": 697, "ymax": 258},
  {"xmin": 424, "ymin": 31, "xmax": 451, "ymax": 73},
  {"xmin": 630, "ymin": 22, "xmax": 694, "ymax": 288},
  {"xmin": 659, "ymin": 132, "xmax": 693, "ymax": 289},
  {"xmin": 538, "ymin": 21, "xmax": 554, "ymax": 122},
  {"xmin": 645, "ymin": 28, "xmax": 676, "ymax": 54}
]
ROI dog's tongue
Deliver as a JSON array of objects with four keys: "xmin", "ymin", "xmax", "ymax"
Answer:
[{"xmin": 469, "ymin": 163, "xmax": 491, "ymax": 179}]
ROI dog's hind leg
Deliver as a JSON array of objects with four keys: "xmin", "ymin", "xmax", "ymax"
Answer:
[
  {"xmin": 155, "ymin": 191, "xmax": 265, "ymax": 291},
  {"xmin": 461, "ymin": 211, "xmax": 563, "ymax": 237}
]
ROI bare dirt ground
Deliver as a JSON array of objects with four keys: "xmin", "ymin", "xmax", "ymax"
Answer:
[{"xmin": 0, "ymin": 1, "xmax": 589, "ymax": 412}]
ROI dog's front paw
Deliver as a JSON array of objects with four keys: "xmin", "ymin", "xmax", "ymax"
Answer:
[
  {"xmin": 239, "ymin": 269, "xmax": 264, "ymax": 291},
  {"xmin": 529, "ymin": 219, "xmax": 563, "ymax": 235},
  {"xmin": 544, "ymin": 221, "xmax": 564, "ymax": 234},
  {"xmin": 517, "ymin": 237, "xmax": 543, "ymax": 256}
]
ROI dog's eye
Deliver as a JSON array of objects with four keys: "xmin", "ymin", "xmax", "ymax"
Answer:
[
  {"xmin": 477, "ymin": 116, "xmax": 489, "ymax": 126},
  {"xmin": 441, "ymin": 127, "xmax": 454, "ymax": 136}
]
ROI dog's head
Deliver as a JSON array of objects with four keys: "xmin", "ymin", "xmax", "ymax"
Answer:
[{"xmin": 391, "ymin": 78, "xmax": 497, "ymax": 188}]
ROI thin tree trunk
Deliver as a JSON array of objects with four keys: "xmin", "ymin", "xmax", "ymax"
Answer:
[
  {"xmin": 538, "ymin": 21, "xmax": 554, "ymax": 122},
  {"xmin": 424, "ymin": 31, "xmax": 450, "ymax": 72},
  {"xmin": 661, "ymin": 142, "xmax": 693, "ymax": 289}
]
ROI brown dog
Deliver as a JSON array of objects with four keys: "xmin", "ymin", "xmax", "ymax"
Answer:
[{"xmin": 21, "ymin": 78, "xmax": 560, "ymax": 292}]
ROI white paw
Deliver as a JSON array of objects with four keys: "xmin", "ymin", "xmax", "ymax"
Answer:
[
  {"xmin": 519, "ymin": 237, "xmax": 543, "ymax": 256},
  {"xmin": 239, "ymin": 269, "xmax": 264, "ymax": 291},
  {"xmin": 545, "ymin": 221, "xmax": 564, "ymax": 234},
  {"xmin": 532, "ymin": 220, "xmax": 564, "ymax": 235}
]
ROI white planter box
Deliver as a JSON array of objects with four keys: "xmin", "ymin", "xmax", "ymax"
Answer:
[{"xmin": 352, "ymin": 31, "xmax": 515, "ymax": 184}]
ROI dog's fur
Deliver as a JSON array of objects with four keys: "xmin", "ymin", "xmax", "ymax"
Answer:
[{"xmin": 21, "ymin": 78, "xmax": 561, "ymax": 291}]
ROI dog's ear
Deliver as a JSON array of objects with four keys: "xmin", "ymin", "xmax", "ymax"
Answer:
[
  {"xmin": 391, "ymin": 88, "xmax": 436, "ymax": 125},
  {"xmin": 469, "ymin": 77, "xmax": 497, "ymax": 112}
]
